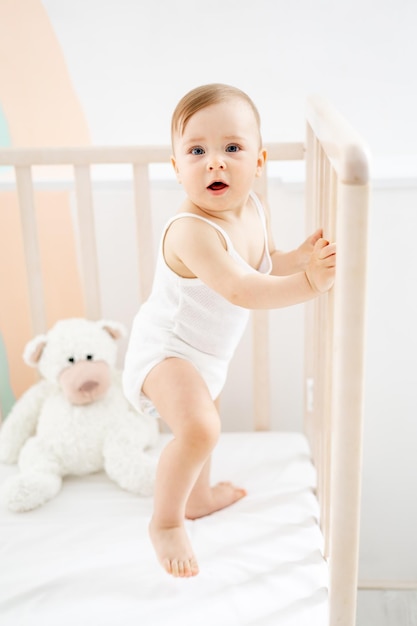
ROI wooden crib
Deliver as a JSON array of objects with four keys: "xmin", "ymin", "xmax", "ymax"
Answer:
[{"xmin": 0, "ymin": 96, "xmax": 370, "ymax": 626}]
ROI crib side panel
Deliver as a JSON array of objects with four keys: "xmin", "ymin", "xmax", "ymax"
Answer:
[
  {"xmin": 0, "ymin": 143, "xmax": 304, "ymax": 428},
  {"xmin": 304, "ymin": 97, "xmax": 370, "ymax": 626},
  {"xmin": 0, "ymin": 147, "xmax": 169, "ymax": 421}
]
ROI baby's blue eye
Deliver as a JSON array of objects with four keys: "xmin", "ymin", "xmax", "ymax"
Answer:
[
  {"xmin": 226, "ymin": 144, "xmax": 240, "ymax": 153},
  {"xmin": 190, "ymin": 146, "xmax": 204, "ymax": 155}
]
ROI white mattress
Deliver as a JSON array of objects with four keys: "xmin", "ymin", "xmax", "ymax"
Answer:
[{"xmin": 0, "ymin": 431, "xmax": 328, "ymax": 626}]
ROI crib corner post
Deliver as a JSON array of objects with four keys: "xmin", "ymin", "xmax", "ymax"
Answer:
[{"xmin": 328, "ymin": 180, "xmax": 370, "ymax": 626}]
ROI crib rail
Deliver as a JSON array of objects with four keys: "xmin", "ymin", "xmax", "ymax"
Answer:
[
  {"xmin": 0, "ymin": 98, "xmax": 370, "ymax": 626},
  {"xmin": 305, "ymin": 96, "xmax": 370, "ymax": 626}
]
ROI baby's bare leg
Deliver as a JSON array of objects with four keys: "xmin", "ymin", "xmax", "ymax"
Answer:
[
  {"xmin": 185, "ymin": 397, "xmax": 246, "ymax": 519},
  {"xmin": 143, "ymin": 358, "xmax": 221, "ymax": 577},
  {"xmin": 185, "ymin": 456, "xmax": 247, "ymax": 519}
]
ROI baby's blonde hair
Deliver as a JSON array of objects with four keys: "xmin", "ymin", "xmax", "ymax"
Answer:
[{"xmin": 171, "ymin": 83, "xmax": 262, "ymax": 148}]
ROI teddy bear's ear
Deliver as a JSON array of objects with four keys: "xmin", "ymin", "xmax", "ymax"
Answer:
[
  {"xmin": 97, "ymin": 320, "xmax": 126, "ymax": 340},
  {"xmin": 23, "ymin": 334, "xmax": 48, "ymax": 367}
]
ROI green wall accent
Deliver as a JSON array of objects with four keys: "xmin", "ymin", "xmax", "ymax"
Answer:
[
  {"xmin": 0, "ymin": 104, "xmax": 14, "ymax": 416},
  {"xmin": 0, "ymin": 101, "xmax": 11, "ymax": 147},
  {"xmin": 0, "ymin": 330, "xmax": 16, "ymax": 418},
  {"xmin": 0, "ymin": 100, "xmax": 11, "ymax": 176}
]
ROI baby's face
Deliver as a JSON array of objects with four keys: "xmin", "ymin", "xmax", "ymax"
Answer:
[{"xmin": 171, "ymin": 99, "xmax": 265, "ymax": 214}]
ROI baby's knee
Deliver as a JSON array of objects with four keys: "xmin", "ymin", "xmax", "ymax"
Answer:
[{"xmin": 184, "ymin": 414, "xmax": 220, "ymax": 454}]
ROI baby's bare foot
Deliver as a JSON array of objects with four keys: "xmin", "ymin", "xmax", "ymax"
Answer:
[
  {"xmin": 149, "ymin": 519, "xmax": 199, "ymax": 578},
  {"xmin": 185, "ymin": 482, "xmax": 247, "ymax": 519}
]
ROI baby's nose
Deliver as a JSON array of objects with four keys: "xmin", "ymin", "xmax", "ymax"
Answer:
[{"xmin": 208, "ymin": 156, "xmax": 225, "ymax": 170}]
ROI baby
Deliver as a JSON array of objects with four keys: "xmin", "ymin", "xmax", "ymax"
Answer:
[{"xmin": 123, "ymin": 83, "xmax": 336, "ymax": 578}]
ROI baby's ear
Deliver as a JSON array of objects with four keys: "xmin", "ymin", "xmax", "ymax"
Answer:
[
  {"xmin": 23, "ymin": 334, "xmax": 48, "ymax": 367},
  {"xmin": 256, "ymin": 149, "xmax": 267, "ymax": 177},
  {"xmin": 97, "ymin": 320, "xmax": 126, "ymax": 340},
  {"xmin": 171, "ymin": 156, "xmax": 181, "ymax": 183}
]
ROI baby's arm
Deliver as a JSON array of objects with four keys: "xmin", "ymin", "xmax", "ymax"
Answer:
[
  {"xmin": 234, "ymin": 236, "xmax": 336, "ymax": 307},
  {"xmin": 0, "ymin": 379, "xmax": 49, "ymax": 463},
  {"xmin": 165, "ymin": 217, "xmax": 335, "ymax": 310}
]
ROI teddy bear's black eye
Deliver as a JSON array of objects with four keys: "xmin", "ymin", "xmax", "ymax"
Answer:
[
  {"xmin": 86, "ymin": 354, "xmax": 94, "ymax": 360},
  {"xmin": 68, "ymin": 356, "xmax": 75, "ymax": 364}
]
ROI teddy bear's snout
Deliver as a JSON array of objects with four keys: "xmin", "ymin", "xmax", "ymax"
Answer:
[
  {"xmin": 79, "ymin": 380, "xmax": 99, "ymax": 394},
  {"xmin": 59, "ymin": 360, "xmax": 112, "ymax": 406}
]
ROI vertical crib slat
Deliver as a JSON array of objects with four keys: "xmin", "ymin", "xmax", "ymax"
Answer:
[
  {"xmin": 305, "ymin": 125, "xmax": 328, "ymax": 534},
  {"xmin": 319, "ymin": 160, "xmax": 332, "ymax": 551},
  {"xmin": 320, "ymin": 158, "xmax": 337, "ymax": 559},
  {"xmin": 252, "ymin": 167, "xmax": 270, "ymax": 430},
  {"xmin": 252, "ymin": 310, "xmax": 270, "ymax": 430},
  {"xmin": 317, "ymin": 143, "xmax": 327, "ymax": 515},
  {"xmin": 304, "ymin": 123, "xmax": 316, "ymax": 450},
  {"xmin": 328, "ymin": 180, "xmax": 369, "ymax": 626},
  {"xmin": 15, "ymin": 166, "xmax": 47, "ymax": 335},
  {"xmin": 132, "ymin": 163, "xmax": 154, "ymax": 302},
  {"xmin": 73, "ymin": 165, "xmax": 101, "ymax": 320},
  {"xmin": 322, "ymin": 165, "xmax": 338, "ymax": 558}
]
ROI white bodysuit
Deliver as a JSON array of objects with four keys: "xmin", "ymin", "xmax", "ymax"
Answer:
[{"xmin": 122, "ymin": 191, "xmax": 272, "ymax": 415}]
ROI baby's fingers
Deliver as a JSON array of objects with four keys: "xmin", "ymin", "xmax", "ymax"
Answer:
[
  {"xmin": 320, "ymin": 242, "xmax": 336, "ymax": 259},
  {"xmin": 309, "ymin": 228, "xmax": 323, "ymax": 245},
  {"xmin": 315, "ymin": 239, "xmax": 336, "ymax": 259}
]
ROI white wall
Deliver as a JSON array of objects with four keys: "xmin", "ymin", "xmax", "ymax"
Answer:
[
  {"xmin": 44, "ymin": 0, "xmax": 417, "ymax": 584},
  {"xmin": 43, "ymin": 0, "xmax": 417, "ymax": 174},
  {"xmin": 360, "ymin": 183, "xmax": 417, "ymax": 583}
]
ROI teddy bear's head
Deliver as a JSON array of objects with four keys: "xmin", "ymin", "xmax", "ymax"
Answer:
[{"xmin": 23, "ymin": 318, "xmax": 126, "ymax": 406}]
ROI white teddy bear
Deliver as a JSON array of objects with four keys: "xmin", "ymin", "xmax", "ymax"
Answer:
[{"xmin": 0, "ymin": 318, "xmax": 159, "ymax": 512}]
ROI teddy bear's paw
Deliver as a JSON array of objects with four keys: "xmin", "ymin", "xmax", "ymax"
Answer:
[
  {"xmin": 123, "ymin": 465, "xmax": 155, "ymax": 497},
  {"xmin": 135, "ymin": 470, "xmax": 155, "ymax": 497},
  {"xmin": 105, "ymin": 453, "xmax": 156, "ymax": 496},
  {"xmin": 1, "ymin": 471, "xmax": 62, "ymax": 512},
  {"xmin": 0, "ymin": 441, "xmax": 20, "ymax": 465}
]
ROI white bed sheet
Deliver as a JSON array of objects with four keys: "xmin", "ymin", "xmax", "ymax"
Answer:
[{"xmin": 0, "ymin": 431, "xmax": 328, "ymax": 626}]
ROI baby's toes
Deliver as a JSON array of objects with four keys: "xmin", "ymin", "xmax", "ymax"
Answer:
[{"xmin": 183, "ymin": 557, "xmax": 199, "ymax": 577}]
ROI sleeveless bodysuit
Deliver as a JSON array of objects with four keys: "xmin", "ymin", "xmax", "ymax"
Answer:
[{"xmin": 122, "ymin": 191, "xmax": 272, "ymax": 414}]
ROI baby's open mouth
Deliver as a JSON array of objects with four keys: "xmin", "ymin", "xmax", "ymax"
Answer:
[{"xmin": 208, "ymin": 181, "xmax": 228, "ymax": 191}]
